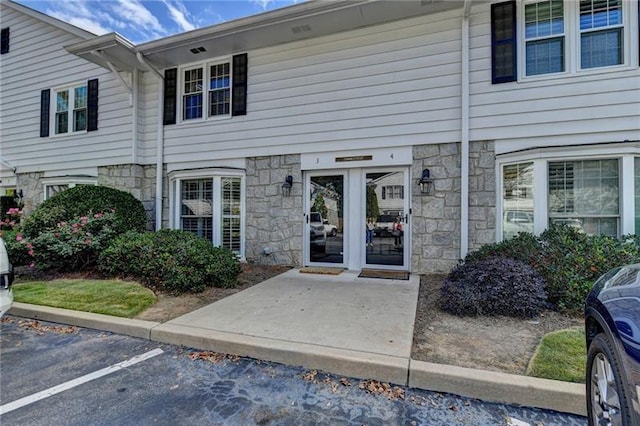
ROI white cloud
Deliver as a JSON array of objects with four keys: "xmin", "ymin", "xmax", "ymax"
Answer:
[
  {"xmin": 114, "ymin": 0, "xmax": 165, "ymax": 34},
  {"xmin": 48, "ymin": 13, "xmax": 111, "ymax": 35},
  {"xmin": 162, "ymin": 0, "xmax": 196, "ymax": 32},
  {"xmin": 251, "ymin": 0, "xmax": 275, "ymax": 11}
]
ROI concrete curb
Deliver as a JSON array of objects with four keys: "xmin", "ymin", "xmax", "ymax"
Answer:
[
  {"xmin": 409, "ymin": 360, "xmax": 586, "ymax": 416},
  {"xmin": 152, "ymin": 323, "xmax": 409, "ymax": 385},
  {"xmin": 8, "ymin": 302, "xmax": 161, "ymax": 340},
  {"xmin": 7, "ymin": 303, "xmax": 587, "ymax": 417}
]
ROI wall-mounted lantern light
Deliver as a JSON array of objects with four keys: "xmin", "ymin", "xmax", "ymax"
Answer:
[
  {"xmin": 418, "ymin": 169, "xmax": 434, "ymax": 195},
  {"xmin": 281, "ymin": 175, "xmax": 294, "ymax": 197}
]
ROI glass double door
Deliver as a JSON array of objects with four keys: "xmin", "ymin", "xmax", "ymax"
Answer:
[{"xmin": 305, "ymin": 168, "xmax": 409, "ymax": 270}]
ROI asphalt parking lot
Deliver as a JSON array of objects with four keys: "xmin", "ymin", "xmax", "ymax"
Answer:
[{"xmin": 0, "ymin": 316, "xmax": 587, "ymax": 425}]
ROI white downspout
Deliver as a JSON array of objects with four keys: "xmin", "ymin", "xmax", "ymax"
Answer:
[
  {"xmin": 131, "ymin": 68, "xmax": 138, "ymax": 164},
  {"xmin": 136, "ymin": 52, "xmax": 164, "ymax": 231},
  {"xmin": 461, "ymin": 0, "xmax": 472, "ymax": 258}
]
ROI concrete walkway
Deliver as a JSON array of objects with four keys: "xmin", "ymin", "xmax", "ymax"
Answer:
[{"xmin": 7, "ymin": 268, "xmax": 586, "ymax": 417}]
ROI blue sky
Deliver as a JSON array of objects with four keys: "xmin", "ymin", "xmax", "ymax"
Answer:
[{"xmin": 15, "ymin": 0, "xmax": 302, "ymax": 44}]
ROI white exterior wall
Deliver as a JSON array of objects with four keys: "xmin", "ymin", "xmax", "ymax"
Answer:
[
  {"xmin": 469, "ymin": 1, "xmax": 640, "ymax": 154},
  {"xmin": 0, "ymin": 4, "xmax": 135, "ymax": 177},
  {"xmin": 154, "ymin": 8, "xmax": 464, "ymax": 168}
]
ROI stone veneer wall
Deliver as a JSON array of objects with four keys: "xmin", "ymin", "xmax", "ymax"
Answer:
[
  {"xmin": 411, "ymin": 141, "xmax": 496, "ymax": 274},
  {"xmin": 14, "ymin": 172, "xmax": 44, "ymax": 216},
  {"xmin": 245, "ymin": 155, "xmax": 302, "ymax": 266},
  {"xmin": 98, "ymin": 164, "xmax": 166, "ymax": 230},
  {"xmin": 468, "ymin": 141, "xmax": 496, "ymax": 252},
  {"xmin": 412, "ymin": 143, "xmax": 462, "ymax": 273}
]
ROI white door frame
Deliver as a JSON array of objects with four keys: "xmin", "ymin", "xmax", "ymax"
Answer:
[
  {"xmin": 304, "ymin": 170, "xmax": 348, "ymax": 268},
  {"xmin": 362, "ymin": 167, "xmax": 411, "ymax": 271},
  {"xmin": 303, "ymin": 167, "xmax": 411, "ymax": 271}
]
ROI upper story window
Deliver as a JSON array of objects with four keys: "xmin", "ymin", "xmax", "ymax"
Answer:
[
  {"xmin": 55, "ymin": 85, "xmax": 87, "ymax": 134},
  {"xmin": 524, "ymin": 0, "xmax": 565, "ymax": 75},
  {"xmin": 181, "ymin": 60, "xmax": 230, "ymax": 121},
  {"xmin": 209, "ymin": 63, "xmax": 231, "ymax": 117},
  {"xmin": 492, "ymin": 0, "xmax": 634, "ymax": 83},
  {"xmin": 163, "ymin": 53, "xmax": 247, "ymax": 125},
  {"xmin": 579, "ymin": 0, "xmax": 624, "ymax": 68},
  {"xmin": 41, "ymin": 79, "xmax": 98, "ymax": 138},
  {"xmin": 183, "ymin": 68, "xmax": 203, "ymax": 120}
]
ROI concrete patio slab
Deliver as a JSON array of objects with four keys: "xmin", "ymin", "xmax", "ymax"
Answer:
[{"xmin": 162, "ymin": 269, "xmax": 420, "ymax": 360}]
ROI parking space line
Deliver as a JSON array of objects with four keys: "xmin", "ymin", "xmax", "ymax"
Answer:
[{"xmin": 0, "ymin": 348, "xmax": 164, "ymax": 416}]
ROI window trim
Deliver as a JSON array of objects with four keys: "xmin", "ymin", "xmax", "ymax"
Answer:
[
  {"xmin": 178, "ymin": 57, "xmax": 233, "ymax": 124},
  {"xmin": 50, "ymin": 82, "xmax": 89, "ymax": 136},
  {"xmin": 42, "ymin": 178, "xmax": 97, "ymax": 200},
  {"xmin": 516, "ymin": 0, "xmax": 636, "ymax": 81},
  {"xmin": 169, "ymin": 169, "xmax": 245, "ymax": 258},
  {"xmin": 496, "ymin": 148, "xmax": 640, "ymax": 240}
]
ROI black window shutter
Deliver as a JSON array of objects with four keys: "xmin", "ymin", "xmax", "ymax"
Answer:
[
  {"xmin": 40, "ymin": 89, "xmax": 50, "ymax": 137},
  {"xmin": 163, "ymin": 68, "xmax": 177, "ymax": 125},
  {"xmin": 232, "ymin": 53, "xmax": 248, "ymax": 116},
  {"xmin": 382, "ymin": 187, "xmax": 386, "ymax": 200},
  {"xmin": 491, "ymin": 1, "xmax": 517, "ymax": 84},
  {"xmin": 1, "ymin": 28, "xmax": 9, "ymax": 54},
  {"xmin": 87, "ymin": 78, "xmax": 99, "ymax": 131}
]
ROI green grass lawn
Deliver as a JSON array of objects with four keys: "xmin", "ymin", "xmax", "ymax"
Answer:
[
  {"xmin": 527, "ymin": 327, "xmax": 586, "ymax": 383},
  {"xmin": 13, "ymin": 279, "xmax": 157, "ymax": 318}
]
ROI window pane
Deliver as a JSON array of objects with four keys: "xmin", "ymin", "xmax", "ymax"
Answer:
[
  {"xmin": 221, "ymin": 177, "xmax": 241, "ymax": 254},
  {"xmin": 56, "ymin": 90, "xmax": 68, "ymax": 112},
  {"xmin": 548, "ymin": 159, "xmax": 619, "ymax": 237},
  {"xmin": 73, "ymin": 109, "xmax": 87, "ymax": 132},
  {"xmin": 526, "ymin": 37, "xmax": 565, "ymax": 75},
  {"xmin": 181, "ymin": 179, "xmax": 213, "ymax": 241},
  {"xmin": 46, "ymin": 184, "xmax": 69, "ymax": 199},
  {"xmin": 503, "ymin": 162, "xmax": 534, "ymax": 239},
  {"xmin": 183, "ymin": 93, "xmax": 203, "ymax": 120},
  {"xmin": 580, "ymin": 0, "xmax": 622, "ymax": 30},
  {"xmin": 581, "ymin": 28, "xmax": 622, "ymax": 68},
  {"xmin": 55, "ymin": 112, "xmax": 68, "ymax": 134},
  {"xmin": 74, "ymin": 86, "xmax": 87, "ymax": 109}
]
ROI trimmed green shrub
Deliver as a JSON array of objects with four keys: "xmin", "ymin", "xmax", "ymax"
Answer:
[
  {"xmin": 99, "ymin": 230, "xmax": 241, "ymax": 294},
  {"xmin": 2, "ymin": 229, "xmax": 34, "ymax": 267},
  {"xmin": 535, "ymin": 227, "xmax": 640, "ymax": 311},
  {"xmin": 29, "ymin": 211, "xmax": 118, "ymax": 271},
  {"xmin": 441, "ymin": 256, "xmax": 548, "ymax": 318},
  {"xmin": 464, "ymin": 232, "xmax": 541, "ymax": 265},
  {"xmin": 463, "ymin": 225, "xmax": 640, "ymax": 312},
  {"xmin": 22, "ymin": 186, "xmax": 146, "ymax": 238}
]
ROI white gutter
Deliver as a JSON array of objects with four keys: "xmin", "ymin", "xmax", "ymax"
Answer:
[
  {"xmin": 136, "ymin": 52, "xmax": 164, "ymax": 231},
  {"xmin": 461, "ymin": 0, "xmax": 472, "ymax": 258}
]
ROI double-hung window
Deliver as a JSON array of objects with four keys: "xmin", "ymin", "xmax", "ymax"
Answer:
[
  {"xmin": 181, "ymin": 60, "xmax": 231, "ymax": 121},
  {"xmin": 493, "ymin": 0, "xmax": 633, "ymax": 82},
  {"xmin": 209, "ymin": 63, "xmax": 230, "ymax": 117},
  {"xmin": 579, "ymin": 0, "xmax": 624, "ymax": 68},
  {"xmin": 183, "ymin": 68, "xmax": 203, "ymax": 120},
  {"xmin": 524, "ymin": 0, "xmax": 565, "ymax": 75},
  {"xmin": 54, "ymin": 84, "xmax": 87, "ymax": 134}
]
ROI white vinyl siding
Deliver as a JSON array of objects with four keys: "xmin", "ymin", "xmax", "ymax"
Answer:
[
  {"xmin": 160, "ymin": 9, "xmax": 463, "ymax": 163},
  {"xmin": 471, "ymin": 1, "xmax": 639, "ymax": 151},
  {"xmin": 0, "ymin": 4, "xmax": 134, "ymax": 175}
]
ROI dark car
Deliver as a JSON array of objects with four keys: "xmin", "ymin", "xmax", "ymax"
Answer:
[{"xmin": 585, "ymin": 264, "xmax": 640, "ymax": 426}]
